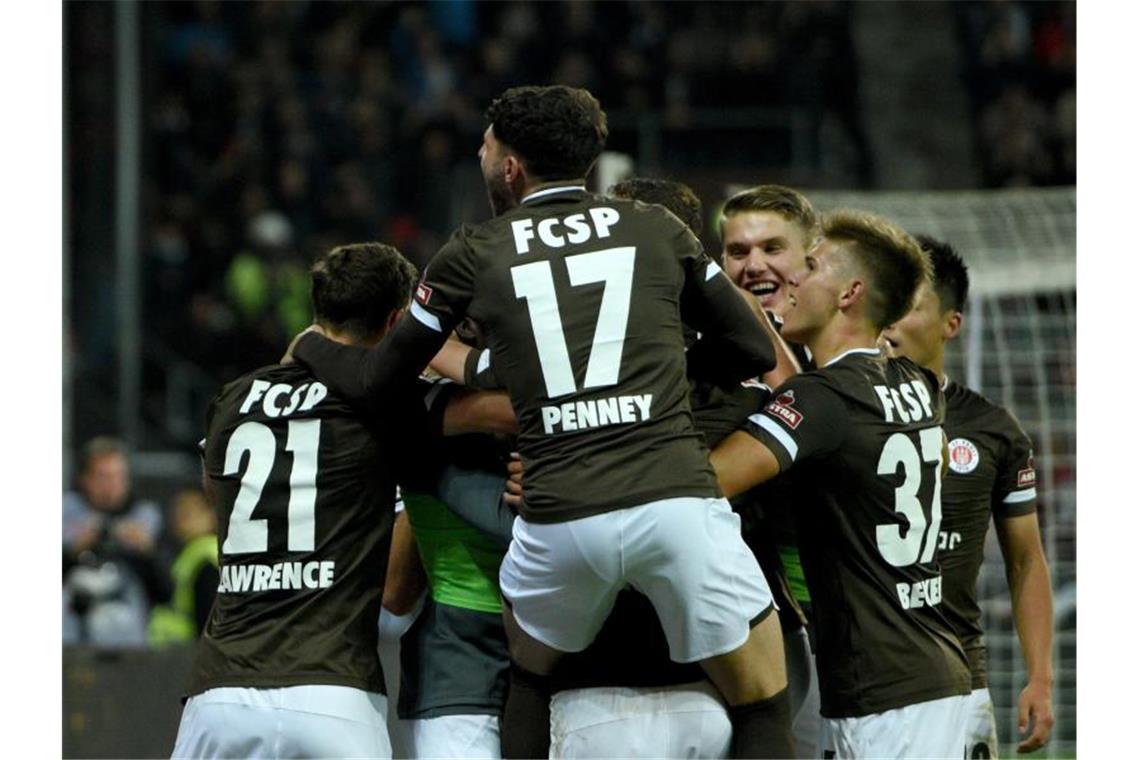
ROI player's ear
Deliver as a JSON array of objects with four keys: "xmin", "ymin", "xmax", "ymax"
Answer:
[
  {"xmin": 944, "ymin": 310, "xmax": 963, "ymax": 341},
  {"xmin": 503, "ymin": 154, "xmax": 522, "ymax": 183},
  {"xmin": 838, "ymin": 277, "xmax": 864, "ymax": 311}
]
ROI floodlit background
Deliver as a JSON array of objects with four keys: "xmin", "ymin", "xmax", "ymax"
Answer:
[{"xmin": 62, "ymin": 2, "xmax": 1075, "ymax": 757}]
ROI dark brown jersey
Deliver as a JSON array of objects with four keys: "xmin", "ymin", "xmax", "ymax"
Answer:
[
  {"xmin": 938, "ymin": 379, "xmax": 1038, "ymax": 689},
  {"xmin": 410, "ymin": 185, "xmax": 774, "ymax": 523},
  {"xmin": 745, "ymin": 349, "xmax": 971, "ymax": 718},
  {"xmin": 551, "ymin": 374, "xmax": 784, "ymax": 693},
  {"xmin": 187, "ymin": 363, "xmax": 398, "ymax": 696}
]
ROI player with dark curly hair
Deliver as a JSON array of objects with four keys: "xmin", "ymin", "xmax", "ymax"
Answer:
[{"xmin": 291, "ymin": 86, "xmax": 795, "ymax": 758}]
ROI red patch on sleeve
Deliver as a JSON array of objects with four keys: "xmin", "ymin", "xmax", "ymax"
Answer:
[
  {"xmin": 1017, "ymin": 467, "xmax": 1036, "ymax": 488},
  {"xmin": 415, "ymin": 283, "xmax": 433, "ymax": 305},
  {"xmin": 765, "ymin": 390, "xmax": 803, "ymax": 429}
]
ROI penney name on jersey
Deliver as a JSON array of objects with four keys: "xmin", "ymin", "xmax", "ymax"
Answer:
[{"xmin": 395, "ymin": 186, "xmax": 775, "ymax": 523}]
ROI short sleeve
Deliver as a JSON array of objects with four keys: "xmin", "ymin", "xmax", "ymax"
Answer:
[
  {"xmin": 463, "ymin": 347, "xmax": 504, "ymax": 390},
  {"xmin": 993, "ymin": 411, "xmax": 1038, "ymax": 519},
  {"xmin": 744, "ymin": 375, "xmax": 848, "ymax": 472},
  {"xmin": 410, "ymin": 229, "xmax": 478, "ymax": 336}
]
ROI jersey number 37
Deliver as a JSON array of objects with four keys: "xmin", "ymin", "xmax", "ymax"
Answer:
[{"xmin": 876, "ymin": 426, "xmax": 944, "ymax": 567}]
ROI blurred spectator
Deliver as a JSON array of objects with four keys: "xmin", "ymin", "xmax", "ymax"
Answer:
[
  {"xmin": 64, "ymin": 0, "xmax": 1073, "ymax": 449},
  {"xmin": 63, "ymin": 437, "xmax": 165, "ymax": 646},
  {"xmin": 148, "ymin": 490, "xmax": 219, "ymax": 646},
  {"xmin": 957, "ymin": 1, "xmax": 1075, "ymax": 187}
]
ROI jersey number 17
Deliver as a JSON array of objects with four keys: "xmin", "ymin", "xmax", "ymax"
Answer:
[{"xmin": 512, "ymin": 246, "xmax": 635, "ymax": 398}]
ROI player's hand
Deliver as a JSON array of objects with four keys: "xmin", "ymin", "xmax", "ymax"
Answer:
[
  {"xmin": 282, "ymin": 324, "xmax": 327, "ymax": 364},
  {"xmin": 502, "ymin": 488, "xmax": 523, "ymax": 511},
  {"xmin": 507, "ymin": 452, "xmax": 524, "ymax": 488},
  {"xmin": 502, "ymin": 453, "xmax": 524, "ymax": 509},
  {"xmin": 1016, "ymin": 678, "xmax": 1055, "ymax": 753}
]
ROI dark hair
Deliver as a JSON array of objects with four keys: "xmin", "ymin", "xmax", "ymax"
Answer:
[
  {"xmin": 310, "ymin": 243, "xmax": 418, "ymax": 340},
  {"xmin": 609, "ymin": 177, "xmax": 703, "ymax": 236},
  {"xmin": 823, "ymin": 210, "xmax": 931, "ymax": 331},
  {"xmin": 485, "ymin": 85, "xmax": 608, "ymax": 180},
  {"xmin": 79, "ymin": 436, "xmax": 127, "ymax": 473},
  {"xmin": 913, "ymin": 233, "xmax": 970, "ymax": 313},
  {"xmin": 720, "ymin": 184, "xmax": 819, "ymax": 244}
]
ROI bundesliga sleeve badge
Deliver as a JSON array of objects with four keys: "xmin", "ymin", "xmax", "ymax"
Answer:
[{"xmin": 948, "ymin": 438, "xmax": 980, "ymax": 474}]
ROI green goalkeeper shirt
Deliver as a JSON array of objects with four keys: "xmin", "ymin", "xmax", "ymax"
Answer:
[{"xmin": 403, "ymin": 492, "xmax": 504, "ymax": 614}]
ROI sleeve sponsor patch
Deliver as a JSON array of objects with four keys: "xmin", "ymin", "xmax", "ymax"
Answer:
[
  {"xmin": 415, "ymin": 282, "xmax": 433, "ymax": 306},
  {"xmin": 1018, "ymin": 452, "xmax": 1037, "ymax": 487},
  {"xmin": 764, "ymin": 389, "xmax": 803, "ymax": 430}
]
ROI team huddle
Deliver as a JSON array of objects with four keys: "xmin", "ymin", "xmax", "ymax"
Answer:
[{"xmin": 171, "ymin": 86, "xmax": 1054, "ymax": 759}]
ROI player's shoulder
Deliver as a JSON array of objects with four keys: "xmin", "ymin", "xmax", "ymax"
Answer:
[
  {"xmin": 945, "ymin": 380, "xmax": 1029, "ymax": 437},
  {"xmin": 209, "ymin": 362, "xmax": 348, "ymax": 425},
  {"xmin": 215, "ymin": 362, "xmax": 310, "ymax": 398}
]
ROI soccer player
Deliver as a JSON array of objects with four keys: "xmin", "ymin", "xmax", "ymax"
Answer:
[
  {"xmin": 711, "ymin": 211, "xmax": 974, "ymax": 758},
  {"xmin": 290, "ymin": 85, "xmax": 794, "ymax": 758},
  {"xmin": 394, "ymin": 378, "xmax": 517, "ymax": 760},
  {"xmin": 172, "ymin": 243, "xmax": 419, "ymax": 759},
  {"xmin": 543, "ymin": 177, "xmax": 801, "ymax": 758},
  {"xmin": 881, "ymin": 235, "xmax": 1055, "ymax": 756},
  {"xmin": 719, "ymin": 184, "xmax": 822, "ymax": 758},
  {"xmin": 721, "ymin": 185, "xmax": 819, "ymax": 321}
]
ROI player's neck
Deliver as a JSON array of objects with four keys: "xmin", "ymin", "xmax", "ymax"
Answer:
[
  {"xmin": 322, "ymin": 325, "xmax": 385, "ymax": 349},
  {"xmin": 927, "ymin": 352, "xmax": 947, "ymax": 385},
  {"xmin": 806, "ymin": 320, "xmax": 880, "ymax": 368},
  {"xmin": 520, "ymin": 177, "xmax": 586, "ymax": 200}
]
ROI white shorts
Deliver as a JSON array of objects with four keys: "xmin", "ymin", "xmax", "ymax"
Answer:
[
  {"xmin": 499, "ymin": 497, "xmax": 772, "ymax": 662},
  {"xmin": 172, "ymin": 685, "xmax": 391, "ymax": 759},
  {"xmin": 964, "ymin": 687, "xmax": 999, "ymax": 758},
  {"xmin": 550, "ymin": 681, "xmax": 731, "ymax": 759},
  {"xmin": 820, "ymin": 693, "xmax": 969, "ymax": 759},
  {"xmin": 784, "ymin": 627, "xmax": 820, "ymax": 760},
  {"xmin": 408, "ymin": 714, "xmax": 500, "ymax": 759}
]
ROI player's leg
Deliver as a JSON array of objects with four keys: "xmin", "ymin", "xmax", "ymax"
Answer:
[
  {"xmin": 628, "ymin": 496, "xmax": 794, "ymax": 758},
  {"xmin": 409, "ymin": 715, "xmax": 500, "ymax": 759},
  {"xmin": 497, "ymin": 513, "xmax": 624, "ymax": 758},
  {"xmin": 964, "ymin": 687, "xmax": 1000, "ymax": 759}
]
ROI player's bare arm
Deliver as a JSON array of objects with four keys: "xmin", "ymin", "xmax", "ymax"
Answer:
[
  {"xmin": 429, "ymin": 338, "xmax": 476, "ymax": 384},
  {"xmin": 382, "ymin": 511, "xmax": 426, "ymax": 616},
  {"xmin": 995, "ymin": 511, "xmax": 1056, "ymax": 753},
  {"xmin": 442, "ymin": 389, "xmax": 517, "ymax": 436},
  {"xmin": 708, "ymin": 430, "xmax": 782, "ymax": 500}
]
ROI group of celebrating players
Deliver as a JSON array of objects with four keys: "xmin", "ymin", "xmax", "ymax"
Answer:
[{"xmin": 169, "ymin": 85, "xmax": 1055, "ymax": 759}]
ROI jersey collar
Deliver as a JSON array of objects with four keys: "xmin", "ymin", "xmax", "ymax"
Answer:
[
  {"xmin": 823, "ymin": 347, "xmax": 880, "ymax": 368},
  {"xmin": 520, "ymin": 184, "xmax": 588, "ymax": 205}
]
